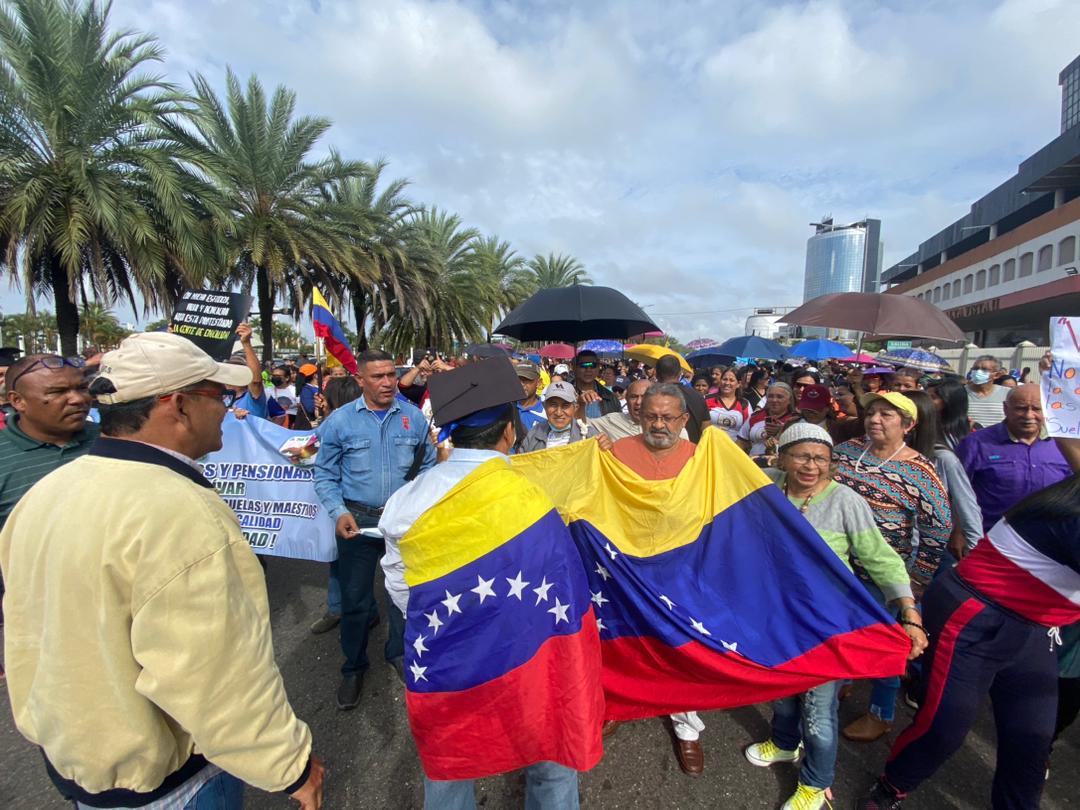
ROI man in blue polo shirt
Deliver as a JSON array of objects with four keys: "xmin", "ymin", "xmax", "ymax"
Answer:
[{"xmin": 314, "ymin": 348, "xmax": 436, "ymax": 710}]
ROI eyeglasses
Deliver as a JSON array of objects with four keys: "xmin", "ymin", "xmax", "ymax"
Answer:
[
  {"xmin": 642, "ymin": 413, "xmax": 686, "ymax": 426},
  {"xmin": 576, "ymin": 361, "xmax": 598, "ymax": 369},
  {"xmin": 7, "ymin": 356, "xmax": 86, "ymax": 391},
  {"xmin": 786, "ymin": 452, "xmax": 832, "ymax": 468},
  {"xmin": 159, "ymin": 387, "xmax": 230, "ymax": 404}
]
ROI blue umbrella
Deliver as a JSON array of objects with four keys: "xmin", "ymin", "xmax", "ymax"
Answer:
[
  {"xmin": 579, "ymin": 339, "xmax": 624, "ymax": 354},
  {"xmin": 788, "ymin": 338, "xmax": 851, "ymax": 361},
  {"xmin": 877, "ymin": 347, "xmax": 951, "ymax": 373},
  {"xmin": 714, "ymin": 335, "xmax": 788, "ymax": 361},
  {"xmin": 685, "ymin": 349, "xmax": 734, "ymax": 368}
]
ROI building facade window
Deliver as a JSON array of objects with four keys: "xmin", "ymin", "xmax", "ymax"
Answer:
[
  {"xmin": 952, "ymin": 279, "xmax": 961, "ymax": 298},
  {"xmin": 963, "ymin": 274, "xmax": 974, "ymax": 294},
  {"xmin": 1019, "ymin": 252, "xmax": 1033, "ymax": 277},
  {"xmin": 933, "ymin": 286, "xmax": 941, "ymax": 303},
  {"xmin": 976, "ymin": 269, "xmax": 987, "ymax": 290},
  {"xmin": 1060, "ymin": 235, "xmax": 1076, "ymax": 265},
  {"xmin": 1038, "ymin": 244, "xmax": 1053, "ymax": 272},
  {"xmin": 1003, "ymin": 258, "xmax": 1016, "ymax": 282},
  {"xmin": 989, "ymin": 264, "xmax": 1000, "ymax": 286},
  {"xmin": 942, "ymin": 283, "xmax": 951, "ymax": 301}
]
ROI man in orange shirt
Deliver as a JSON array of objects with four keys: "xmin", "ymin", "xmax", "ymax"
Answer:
[{"xmin": 608, "ymin": 382, "xmax": 706, "ymax": 776}]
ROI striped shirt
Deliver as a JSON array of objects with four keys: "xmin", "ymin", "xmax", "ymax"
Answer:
[
  {"xmin": 0, "ymin": 418, "xmax": 99, "ymax": 530},
  {"xmin": 956, "ymin": 511, "xmax": 1080, "ymax": 627}
]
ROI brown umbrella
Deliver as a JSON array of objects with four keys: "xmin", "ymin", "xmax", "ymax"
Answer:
[{"xmin": 779, "ymin": 293, "xmax": 966, "ymax": 343}]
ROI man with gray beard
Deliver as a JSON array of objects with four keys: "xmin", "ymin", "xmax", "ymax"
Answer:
[{"xmin": 607, "ymin": 383, "xmax": 706, "ymax": 776}]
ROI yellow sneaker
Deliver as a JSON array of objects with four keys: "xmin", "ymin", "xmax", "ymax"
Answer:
[
  {"xmin": 781, "ymin": 782, "xmax": 830, "ymax": 810},
  {"xmin": 744, "ymin": 738, "xmax": 802, "ymax": 767}
]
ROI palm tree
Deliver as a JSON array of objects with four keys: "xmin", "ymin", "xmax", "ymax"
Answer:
[
  {"xmin": 472, "ymin": 235, "xmax": 530, "ymax": 338},
  {"xmin": 321, "ymin": 162, "xmax": 427, "ymax": 351},
  {"xmin": 0, "ymin": 0, "xmax": 221, "ymax": 355},
  {"xmin": 374, "ymin": 208, "xmax": 496, "ymax": 354},
  {"xmin": 527, "ymin": 253, "xmax": 591, "ymax": 289},
  {"xmin": 79, "ymin": 301, "xmax": 127, "ymax": 349},
  {"xmin": 173, "ymin": 69, "xmax": 367, "ymax": 361}
]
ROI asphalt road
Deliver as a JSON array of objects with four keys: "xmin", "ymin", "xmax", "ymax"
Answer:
[{"xmin": 1, "ymin": 556, "xmax": 1076, "ymax": 809}]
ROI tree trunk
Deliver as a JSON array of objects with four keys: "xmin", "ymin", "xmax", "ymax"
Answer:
[
  {"xmin": 349, "ymin": 281, "xmax": 369, "ymax": 351},
  {"xmin": 50, "ymin": 255, "xmax": 80, "ymax": 357},
  {"xmin": 256, "ymin": 265, "xmax": 274, "ymax": 364}
]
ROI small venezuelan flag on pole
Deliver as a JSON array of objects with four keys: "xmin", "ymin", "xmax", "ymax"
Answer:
[{"xmin": 311, "ymin": 289, "xmax": 358, "ymax": 374}]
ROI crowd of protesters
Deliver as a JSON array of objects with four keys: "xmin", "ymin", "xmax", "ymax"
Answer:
[{"xmin": 0, "ymin": 329, "xmax": 1075, "ymax": 810}]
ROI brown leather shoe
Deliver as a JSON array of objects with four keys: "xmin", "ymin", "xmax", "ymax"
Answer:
[
  {"xmin": 602, "ymin": 720, "xmax": 623, "ymax": 739},
  {"xmin": 675, "ymin": 739, "xmax": 704, "ymax": 776},
  {"xmin": 842, "ymin": 712, "xmax": 893, "ymax": 742}
]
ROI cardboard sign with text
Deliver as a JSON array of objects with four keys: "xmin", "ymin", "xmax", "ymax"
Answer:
[
  {"xmin": 1042, "ymin": 316, "xmax": 1080, "ymax": 438},
  {"xmin": 171, "ymin": 290, "xmax": 253, "ymax": 361}
]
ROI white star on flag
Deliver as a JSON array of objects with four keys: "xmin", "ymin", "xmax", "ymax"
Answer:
[
  {"xmin": 590, "ymin": 590, "xmax": 609, "ymax": 608},
  {"xmin": 409, "ymin": 662, "xmax": 428, "ymax": 683},
  {"xmin": 689, "ymin": 618, "xmax": 711, "ymax": 636},
  {"xmin": 533, "ymin": 577, "xmax": 554, "ymax": 605},
  {"xmin": 548, "ymin": 598, "xmax": 570, "ymax": 624},
  {"xmin": 596, "ymin": 617, "xmax": 607, "ymax": 631},
  {"xmin": 505, "ymin": 571, "xmax": 530, "ymax": 600},
  {"xmin": 470, "ymin": 575, "xmax": 496, "ymax": 604},
  {"xmin": 722, "ymin": 640, "xmax": 738, "ymax": 653},
  {"xmin": 425, "ymin": 610, "xmax": 443, "ymax": 634},
  {"xmin": 659, "ymin": 595, "xmax": 676, "ymax": 610},
  {"xmin": 604, "ymin": 542, "xmax": 619, "ymax": 560},
  {"xmin": 413, "ymin": 634, "xmax": 429, "ymax": 657},
  {"xmin": 441, "ymin": 590, "xmax": 462, "ymax": 616},
  {"xmin": 594, "ymin": 562, "xmax": 611, "ymax": 581}
]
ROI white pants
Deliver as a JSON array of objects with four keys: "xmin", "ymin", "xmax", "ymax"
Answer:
[{"xmin": 671, "ymin": 711, "xmax": 704, "ymax": 741}]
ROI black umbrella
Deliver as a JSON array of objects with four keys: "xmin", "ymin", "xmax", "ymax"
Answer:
[
  {"xmin": 494, "ymin": 286, "xmax": 659, "ymax": 342},
  {"xmin": 463, "ymin": 342, "xmax": 511, "ymax": 359}
]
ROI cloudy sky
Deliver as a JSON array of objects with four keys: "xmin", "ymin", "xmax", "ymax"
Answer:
[{"xmin": 31, "ymin": 0, "xmax": 1080, "ymax": 341}]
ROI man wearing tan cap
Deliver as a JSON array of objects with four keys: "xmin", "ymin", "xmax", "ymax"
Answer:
[{"xmin": 0, "ymin": 332, "xmax": 324, "ymax": 810}]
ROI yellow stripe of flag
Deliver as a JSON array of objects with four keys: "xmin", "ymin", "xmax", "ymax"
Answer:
[
  {"xmin": 510, "ymin": 430, "xmax": 771, "ymax": 557},
  {"xmin": 400, "ymin": 459, "xmax": 556, "ymax": 587}
]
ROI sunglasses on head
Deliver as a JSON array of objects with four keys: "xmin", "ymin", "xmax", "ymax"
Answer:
[{"xmin": 7, "ymin": 355, "xmax": 86, "ymax": 391}]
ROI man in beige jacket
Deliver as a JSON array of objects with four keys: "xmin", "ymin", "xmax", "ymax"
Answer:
[{"xmin": 0, "ymin": 332, "xmax": 324, "ymax": 809}]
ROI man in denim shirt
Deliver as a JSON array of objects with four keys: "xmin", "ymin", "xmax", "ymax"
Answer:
[{"xmin": 315, "ymin": 349, "xmax": 435, "ymax": 710}]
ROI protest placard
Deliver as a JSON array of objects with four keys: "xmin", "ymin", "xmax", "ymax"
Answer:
[
  {"xmin": 1042, "ymin": 316, "xmax": 1080, "ymax": 438},
  {"xmin": 170, "ymin": 289, "xmax": 253, "ymax": 361},
  {"xmin": 201, "ymin": 414, "xmax": 337, "ymax": 562}
]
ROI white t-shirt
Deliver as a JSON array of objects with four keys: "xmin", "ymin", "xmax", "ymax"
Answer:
[
  {"xmin": 737, "ymin": 410, "xmax": 772, "ymax": 456},
  {"xmin": 709, "ymin": 399, "xmax": 751, "ymax": 440},
  {"xmin": 271, "ymin": 385, "xmax": 298, "ymax": 416}
]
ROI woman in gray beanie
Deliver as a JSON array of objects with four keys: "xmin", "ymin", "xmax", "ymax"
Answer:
[{"xmin": 742, "ymin": 422, "xmax": 928, "ymax": 810}]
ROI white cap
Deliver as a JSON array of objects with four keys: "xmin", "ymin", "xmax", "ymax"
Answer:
[
  {"xmin": 553, "ymin": 363, "xmax": 570, "ymax": 376},
  {"xmin": 543, "ymin": 381, "xmax": 578, "ymax": 403},
  {"xmin": 95, "ymin": 333, "xmax": 252, "ymax": 404}
]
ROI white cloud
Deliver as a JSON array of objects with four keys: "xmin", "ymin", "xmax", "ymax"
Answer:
[{"xmin": 14, "ymin": 0, "xmax": 1079, "ymax": 344}]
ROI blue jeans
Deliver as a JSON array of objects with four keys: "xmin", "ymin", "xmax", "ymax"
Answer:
[
  {"xmin": 423, "ymin": 762, "xmax": 578, "ymax": 810},
  {"xmin": 327, "ymin": 560, "xmax": 341, "ymax": 615},
  {"xmin": 771, "ymin": 680, "xmax": 841, "ymax": 789},
  {"xmin": 337, "ymin": 511, "xmax": 404, "ymax": 676},
  {"xmin": 186, "ymin": 771, "xmax": 244, "ymax": 809},
  {"xmin": 861, "ymin": 580, "xmax": 901, "ymax": 723}
]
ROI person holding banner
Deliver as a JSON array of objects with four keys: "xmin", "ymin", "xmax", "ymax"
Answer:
[
  {"xmin": 314, "ymin": 348, "xmax": 435, "ymax": 710},
  {"xmin": 0, "ymin": 332, "xmax": 324, "ymax": 809}
]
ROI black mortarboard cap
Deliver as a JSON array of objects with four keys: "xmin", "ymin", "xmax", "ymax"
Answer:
[
  {"xmin": 0, "ymin": 346, "xmax": 21, "ymax": 366},
  {"xmin": 428, "ymin": 356, "xmax": 524, "ymax": 427}
]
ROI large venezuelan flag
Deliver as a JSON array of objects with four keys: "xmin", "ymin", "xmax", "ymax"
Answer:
[
  {"xmin": 511, "ymin": 430, "xmax": 911, "ymax": 720},
  {"xmin": 311, "ymin": 289, "xmax": 358, "ymax": 374},
  {"xmin": 398, "ymin": 459, "xmax": 604, "ymax": 781}
]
